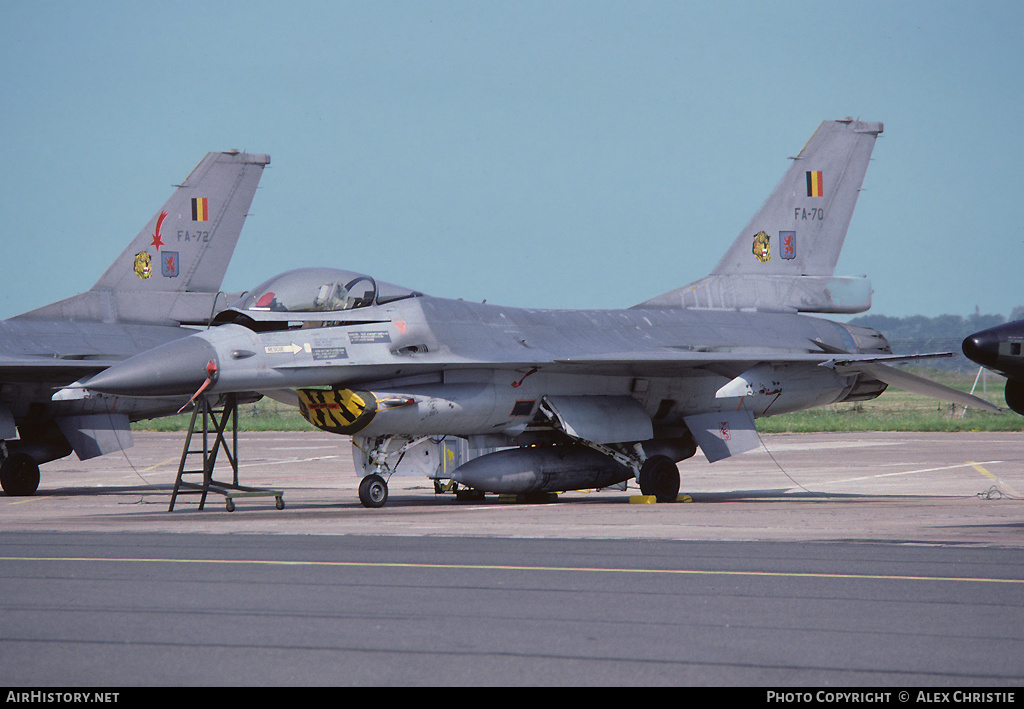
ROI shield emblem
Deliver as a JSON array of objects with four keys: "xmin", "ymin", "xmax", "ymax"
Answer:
[
  {"xmin": 162, "ymin": 251, "xmax": 179, "ymax": 278},
  {"xmin": 780, "ymin": 231, "xmax": 796, "ymax": 260}
]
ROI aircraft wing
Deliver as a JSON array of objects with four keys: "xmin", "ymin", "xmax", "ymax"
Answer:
[
  {"xmin": 550, "ymin": 349, "xmax": 952, "ymax": 375},
  {"xmin": 553, "ymin": 349, "xmax": 1000, "ymax": 412}
]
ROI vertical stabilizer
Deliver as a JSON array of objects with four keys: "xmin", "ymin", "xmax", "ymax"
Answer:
[
  {"xmin": 17, "ymin": 151, "xmax": 270, "ymax": 325},
  {"xmin": 638, "ymin": 119, "xmax": 882, "ymax": 313}
]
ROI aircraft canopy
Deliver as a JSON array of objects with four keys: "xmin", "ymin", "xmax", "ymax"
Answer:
[{"xmin": 234, "ymin": 268, "xmax": 421, "ymax": 313}]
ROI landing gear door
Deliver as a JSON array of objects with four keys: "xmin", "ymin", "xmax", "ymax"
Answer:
[
  {"xmin": 352, "ymin": 435, "xmax": 471, "ymax": 478},
  {"xmin": 0, "ymin": 405, "xmax": 15, "ymax": 440}
]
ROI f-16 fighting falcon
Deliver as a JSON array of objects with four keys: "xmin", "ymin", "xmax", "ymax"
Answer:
[
  {"xmin": 83, "ymin": 120, "xmax": 998, "ymax": 508},
  {"xmin": 0, "ymin": 150, "xmax": 269, "ymax": 496}
]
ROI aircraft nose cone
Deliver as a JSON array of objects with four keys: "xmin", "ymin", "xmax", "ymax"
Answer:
[
  {"xmin": 86, "ymin": 336, "xmax": 219, "ymax": 397},
  {"xmin": 962, "ymin": 332, "xmax": 998, "ymax": 367}
]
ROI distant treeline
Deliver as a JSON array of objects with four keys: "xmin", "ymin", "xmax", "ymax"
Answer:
[{"xmin": 850, "ymin": 307, "xmax": 1024, "ymax": 372}]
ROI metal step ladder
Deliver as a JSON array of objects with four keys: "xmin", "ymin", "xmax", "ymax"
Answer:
[{"xmin": 169, "ymin": 393, "xmax": 284, "ymax": 512}]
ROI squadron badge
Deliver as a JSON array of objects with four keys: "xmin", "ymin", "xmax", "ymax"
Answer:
[
  {"xmin": 133, "ymin": 251, "xmax": 153, "ymax": 279},
  {"xmin": 752, "ymin": 231, "xmax": 771, "ymax": 263},
  {"xmin": 780, "ymin": 231, "xmax": 796, "ymax": 260},
  {"xmin": 162, "ymin": 251, "xmax": 179, "ymax": 278}
]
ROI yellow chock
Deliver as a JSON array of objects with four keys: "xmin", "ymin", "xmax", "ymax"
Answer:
[{"xmin": 629, "ymin": 493, "xmax": 693, "ymax": 504}]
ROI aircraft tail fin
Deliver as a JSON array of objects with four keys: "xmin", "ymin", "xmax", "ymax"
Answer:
[
  {"xmin": 17, "ymin": 151, "xmax": 270, "ymax": 325},
  {"xmin": 637, "ymin": 119, "xmax": 883, "ymax": 313}
]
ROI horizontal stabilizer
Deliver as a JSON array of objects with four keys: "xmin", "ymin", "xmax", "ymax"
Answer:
[
  {"xmin": 836, "ymin": 362, "xmax": 1001, "ymax": 413},
  {"xmin": 813, "ymin": 339, "xmax": 1000, "ymax": 412}
]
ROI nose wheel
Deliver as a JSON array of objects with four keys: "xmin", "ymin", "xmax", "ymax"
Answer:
[{"xmin": 358, "ymin": 473, "xmax": 389, "ymax": 508}]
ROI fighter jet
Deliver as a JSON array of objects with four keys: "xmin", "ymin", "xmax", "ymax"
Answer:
[
  {"xmin": 84, "ymin": 120, "xmax": 998, "ymax": 508},
  {"xmin": 963, "ymin": 321, "xmax": 1024, "ymax": 414},
  {"xmin": 0, "ymin": 150, "xmax": 269, "ymax": 496}
]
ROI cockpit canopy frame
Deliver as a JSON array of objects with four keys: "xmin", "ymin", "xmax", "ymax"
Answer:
[
  {"xmin": 232, "ymin": 267, "xmax": 422, "ymax": 314},
  {"xmin": 213, "ymin": 267, "xmax": 422, "ymax": 329}
]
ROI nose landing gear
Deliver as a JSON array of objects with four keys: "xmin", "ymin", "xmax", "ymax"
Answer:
[{"xmin": 358, "ymin": 473, "xmax": 389, "ymax": 508}]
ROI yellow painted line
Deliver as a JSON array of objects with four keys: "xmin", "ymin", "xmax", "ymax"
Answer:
[
  {"xmin": 970, "ymin": 461, "xmax": 1021, "ymax": 497},
  {"xmin": 140, "ymin": 456, "xmax": 180, "ymax": 472},
  {"xmin": 137, "ymin": 454, "xmax": 340, "ymax": 472},
  {"xmin": 831, "ymin": 460, "xmax": 1003, "ymax": 485},
  {"xmin": 0, "ymin": 555, "xmax": 1021, "ymax": 585}
]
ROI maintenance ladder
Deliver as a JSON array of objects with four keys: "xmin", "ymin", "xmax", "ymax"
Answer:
[{"xmin": 169, "ymin": 394, "xmax": 284, "ymax": 512}]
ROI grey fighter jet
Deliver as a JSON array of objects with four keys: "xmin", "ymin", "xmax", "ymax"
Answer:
[
  {"xmin": 0, "ymin": 150, "xmax": 269, "ymax": 496},
  {"xmin": 84, "ymin": 120, "xmax": 998, "ymax": 508}
]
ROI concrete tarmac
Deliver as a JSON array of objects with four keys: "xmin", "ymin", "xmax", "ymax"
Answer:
[
  {"xmin": 3, "ymin": 431, "xmax": 1023, "ymax": 687},
  {"xmin": 4, "ymin": 430, "xmax": 1023, "ymax": 545}
]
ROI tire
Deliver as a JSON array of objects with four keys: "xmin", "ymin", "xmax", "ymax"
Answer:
[
  {"xmin": 639, "ymin": 455, "xmax": 680, "ymax": 503},
  {"xmin": 0, "ymin": 453, "xmax": 41, "ymax": 497},
  {"xmin": 358, "ymin": 474, "xmax": 389, "ymax": 508}
]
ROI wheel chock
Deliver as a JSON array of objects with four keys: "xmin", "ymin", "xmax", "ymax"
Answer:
[{"xmin": 629, "ymin": 493, "xmax": 693, "ymax": 504}]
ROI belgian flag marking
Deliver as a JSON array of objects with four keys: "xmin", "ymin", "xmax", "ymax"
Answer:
[
  {"xmin": 805, "ymin": 171, "xmax": 823, "ymax": 198},
  {"xmin": 191, "ymin": 197, "xmax": 209, "ymax": 221}
]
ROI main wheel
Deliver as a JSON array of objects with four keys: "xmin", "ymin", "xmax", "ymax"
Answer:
[
  {"xmin": 639, "ymin": 455, "xmax": 680, "ymax": 503},
  {"xmin": 0, "ymin": 453, "xmax": 41, "ymax": 497},
  {"xmin": 358, "ymin": 474, "xmax": 389, "ymax": 508}
]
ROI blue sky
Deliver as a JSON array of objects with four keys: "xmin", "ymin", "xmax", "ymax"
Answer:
[{"xmin": 1, "ymin": 0, "xmax": 1021, "ymax": 319}]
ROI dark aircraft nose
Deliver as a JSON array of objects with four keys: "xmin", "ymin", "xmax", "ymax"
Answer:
[
  {"xmin": 86, "ymin": 335, "xmax": 219, "ymax": 398},
  {"xmin": 962, "ymin": 331, "xmax": 999, "ymax": 368}
]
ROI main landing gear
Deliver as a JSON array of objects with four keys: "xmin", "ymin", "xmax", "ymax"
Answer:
[
  {"xmin": 0, "ymin": 452, "xmax": 40, "ymax": 497},
  {"xmin": 638, "ymin": 455, "xmax": 681, "ymax": 503}
]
